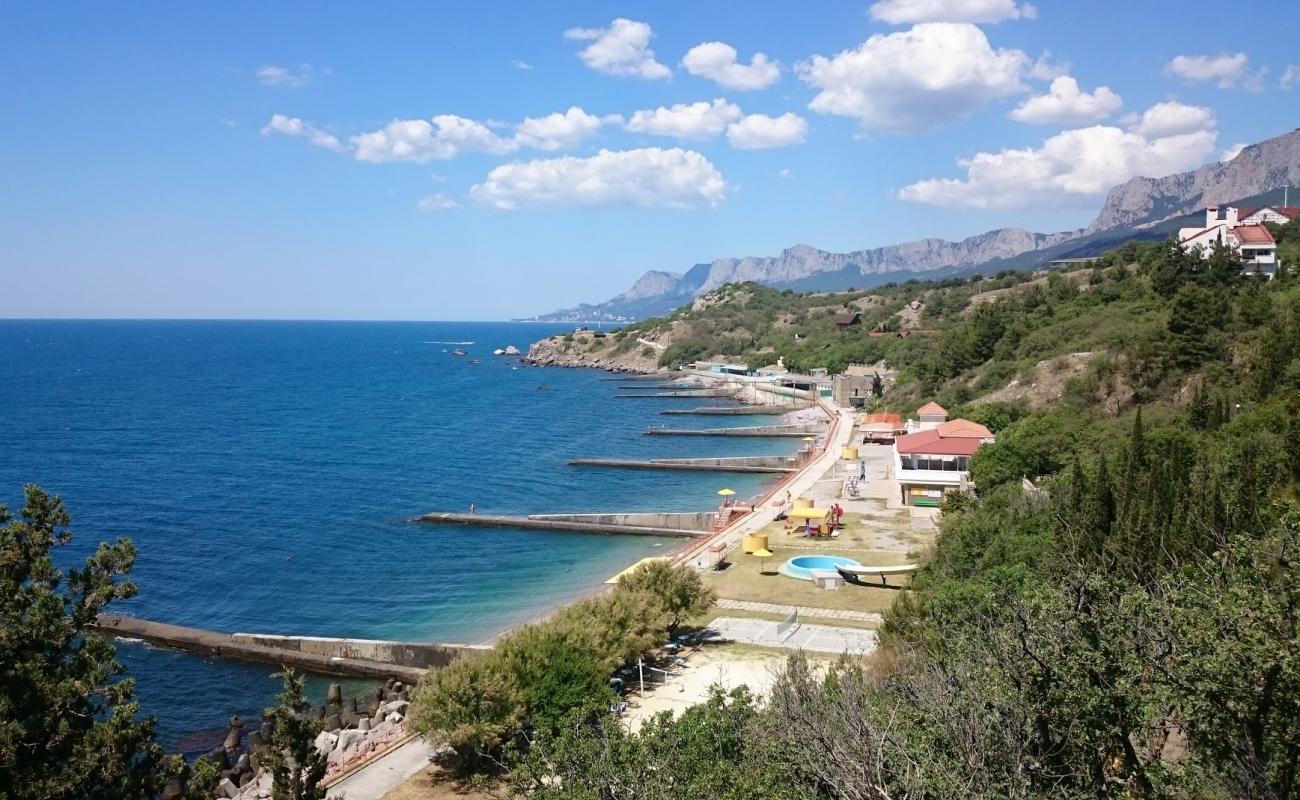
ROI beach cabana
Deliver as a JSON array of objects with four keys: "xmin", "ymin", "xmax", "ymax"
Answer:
[{"xmin": 787, "ymin": 507, "xmax": 832, "ymax": 536}]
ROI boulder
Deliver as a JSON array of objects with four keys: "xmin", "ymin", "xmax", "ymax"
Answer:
[
  {"xmin": 380, "ymin": 700, "xmax": 409, "ymax": 717},
  {"xmin": 336, "ymin": 728, "xmax": 367, "ymax": 754},
  {"xmin": 161, "ymin": 778, "xmax": 183, "ymax": 799},
  {"xmin": 222, "ymin": 727, "xmax": 242, "ymax": 750},
  {"xmin": 385, "ymin": 712, "xmax": 402, "ymax": 725},
  {"xmin": 325, "ymin": 713, "xmax": 343, "ymax": 732},
  {"xmin": 206, "ymin": 748, "xmax": 229, "ymax": 770},
  {"xmin": 326, "ymin": 683, "xmax": 343, "ymax": 705},
  {"xmin": 395, "ymin": 689, "xmax": 409, "ymax": 702},
  {"xmin": 218, "ymin": 777, "xmax": 240, "ymax": 799},
  {"xmin": 247, "ymin": 731, "xmax": 263, "ymax": 750},
  {"xmin": 313, "ymin": 731, "xmax": 338, "ymax": 755},
  {"xmin": 233, "ymin": 754, "xmax": 250, "ymax": 774}
]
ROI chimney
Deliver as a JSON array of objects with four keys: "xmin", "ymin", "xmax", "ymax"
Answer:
[
  {"xmin": 1206, "ymin": 205, "xmax": 1219, "ymax": 227},
  {"xmin": 1225, "ymin": 206, "xmax": 1239, "ymax": 227}
]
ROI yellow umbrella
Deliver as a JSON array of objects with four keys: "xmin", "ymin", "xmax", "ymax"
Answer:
[
  {"xmin": 717, "ymin": 488, "xmax": 736, "ymax": 496},
  {"xmin": 802, "ymin": 437, "xmax": 815, "ymax": 442},
  {"xmin": 752, "ymin": 547, "xmax": 774, "ymax": 573}
]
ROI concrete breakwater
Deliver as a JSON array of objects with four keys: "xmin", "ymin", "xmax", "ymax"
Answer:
[
  {"xmin": 645, "ymin": 424, "xmax": 823, "ymax": 437},
  {"xmin": 89, "ymin": 614, "xmax": 469, "ymax": 682},
  {"xmin": 614, "ymin": 389, "xmax": 737, "ymax": 399},
  {"xmin": 569, "ymin": 455, "xmax": 800, "ymax": 473},
  {"xmin": 414, "ymin": 511, "xmax": 708, "ymax": 538},
  {"xmin": 660, "ymin": 405, "xmax": 805, "ymax": 415}
]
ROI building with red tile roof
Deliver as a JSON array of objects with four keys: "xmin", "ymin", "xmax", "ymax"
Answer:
[
  {"xmin": 892, "ymin": 415, "xmax": 995, "ymax": 506},
  {"xmin": 1178, "ymin": 206, "xmax": 1278, "ymax": 276}
]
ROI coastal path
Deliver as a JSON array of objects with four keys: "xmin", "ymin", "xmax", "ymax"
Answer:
[
  {"xmin": 677, "ymin": 399, "xmax": 856, "ymax": 566},
  {"xmin": 714, "ymin": 598, "xmax": 883, "ymax": 625},
  {"xmin": 326, "ymin": 738, "xmax": 435, "ymax": 800}
]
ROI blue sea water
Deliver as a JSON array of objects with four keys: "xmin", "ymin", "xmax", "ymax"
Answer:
[{"xmin": 0, "ymin": 320, "xmax": 798, "ymax": 751}]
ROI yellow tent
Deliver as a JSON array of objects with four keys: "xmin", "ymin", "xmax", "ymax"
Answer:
[{"xmin": 787, "ymin": 507, "xmax": 830, "ymax": 521}]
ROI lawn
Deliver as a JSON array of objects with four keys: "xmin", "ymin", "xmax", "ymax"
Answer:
[{"xmin": 701, "ymin": 545, "xmax": 913, "ymax": 615}]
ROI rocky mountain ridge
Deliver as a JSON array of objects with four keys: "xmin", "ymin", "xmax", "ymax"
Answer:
[{"xmin": 530, "ymin": 128, "xmax": 1300, "ymax": 322}]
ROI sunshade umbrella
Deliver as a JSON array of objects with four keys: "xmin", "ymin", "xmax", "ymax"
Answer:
[
  {"xmin": 717, "ymin": 488, "xmax": 736, "ymax": 496},
  {"xmin": 752, "ymin": 547, "xmax": 773, "ymax": 574}
]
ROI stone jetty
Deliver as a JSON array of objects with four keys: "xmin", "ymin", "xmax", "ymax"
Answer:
[
  {"xmin": 644, "ymin": 424, "xmax": 823, "ymax": 437},
  {"xmin": 660, "ymin": 405, "xmax": 805, "ymax": 415},
  {"xmin": 568, "ymin": 455, "xmax": 800, "ymax": 473},
  {"xmin": 614, "ymin": 389, "xmax": 737, "ymax": 398}
]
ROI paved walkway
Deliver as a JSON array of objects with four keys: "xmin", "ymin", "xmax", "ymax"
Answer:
[
  {"xmin": 709, "ymin": 616, "xmax": 877, "ymax": 655},
  {"xmin": 715, "ymin": 598, "xmax": 883, "ymax": 625},
  {"xmin": 326, "ymin": 738, "xmax": 434, "ymax": 800}
]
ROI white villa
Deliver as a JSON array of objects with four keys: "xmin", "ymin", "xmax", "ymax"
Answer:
[
  {"xmin": 892, "ymin": 403, "xmax": 995, "ymax": 507},
  {"xmin": 1178, "ymin": 205, "xmax": 1294, "ymax": 277}
]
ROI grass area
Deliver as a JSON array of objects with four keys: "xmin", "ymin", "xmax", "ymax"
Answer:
[
  {"xmin": 701, "ymin": 545, "xmax": 912, "ymax": 614},
  {"xmin": 697, "ymin": 606, "xmax": 882, "ymax": 632},
  {"xmin": 754, "ymin": 514, "xmax": 928, "ymax": 555}
]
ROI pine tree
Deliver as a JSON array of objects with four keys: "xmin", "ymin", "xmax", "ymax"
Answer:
[{"xmin": 259, "ymin": 670, "xmax": 328, "ymax": 800}]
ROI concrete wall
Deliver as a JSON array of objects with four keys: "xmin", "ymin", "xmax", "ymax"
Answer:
[
  {"xmin": 230, "ymin": 634, "xmax": 487, "ymax": 669},
  {"xmin": 528, "ymin": 511, "xmax": 717, "ymax": 531}
]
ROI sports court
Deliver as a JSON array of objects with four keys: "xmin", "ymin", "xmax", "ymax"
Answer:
[{"xmin": 707, "ymin": 614, "xmax": 878, "ymax": 655}]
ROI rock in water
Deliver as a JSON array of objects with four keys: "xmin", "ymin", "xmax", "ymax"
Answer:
[{"xmin": 326, "ymin": 683, "xmax": 343, "ymax": 706}]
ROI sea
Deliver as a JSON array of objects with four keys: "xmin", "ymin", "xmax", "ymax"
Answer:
[{"xmin": 0, "ymin": 320, "xmax": 800, "ymax": 753}]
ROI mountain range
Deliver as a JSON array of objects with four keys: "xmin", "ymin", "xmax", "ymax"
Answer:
[{"xmin": 528, "ymin": 128, "xmax": 1300, "ymax": 322}]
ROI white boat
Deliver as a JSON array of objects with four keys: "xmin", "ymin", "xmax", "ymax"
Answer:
[{"xmin": 836, "ymin": 563, "xmax": 919, "ymax": 584}]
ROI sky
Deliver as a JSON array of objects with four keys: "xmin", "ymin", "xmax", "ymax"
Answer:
[{"xmin": 2, "ymin": 1, "xmax": 1299, "ymax": 321}]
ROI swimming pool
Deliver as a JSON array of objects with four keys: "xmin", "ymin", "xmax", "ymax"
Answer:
[{"xmin": 779, "ymin": 554, "xmax": 861, "ymax": 580}]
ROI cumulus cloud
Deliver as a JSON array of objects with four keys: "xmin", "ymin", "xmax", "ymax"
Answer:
[
  {"xmin": 797, "ymin": 23, "xmax": 1028, "ymax": 133},
  {"xmin": 1165, "ymin": 52, "xmax": 1254, "ymax": 89},
  {"xmin": 511, "ymin": 59, "xmax": 534, "ymax": 70},
  {"xmin": 1281, "ymin": 65, "xmax": 1300, "ymax": 90},
  {"xmin": 681, "ymin": 42, "xmax": 780, "ymax": 90},
  {"xmin": 625, "ymin": 99, "xmax": 742, "ymax": 139},
  {"xmin": 563, "ymin": 18, "xmax": 670, "ymax": 80},
  {"xmin": 350, "ymin": 116, "xmax": 517, "ymax": 163},
  {"xmin": 257, "ymin": 63, "xmax": 327, "ymax": 89},
  {"xmin": 1027, "ymin": 51, "xmax": 1070, "ymax": 81},
  {"xmin": 260, "ymin": 114, "xmax": 344, "ymax": 152},
  {"xmin": 868, "ymin": 0, "xmax": 1036, "ymax": 24},
  {"xmin": 514, "ymin": 107, "xmax": 621, "ymax": 151},
  {"xmin": 898, "ymin": 104, "xmax": 1218, "ymax": 208},
  {"xmin": 417, "ymin": 193, "xmax": 460, "ymax": 211},
  {"xmin": 1220, "ymin": 143, "xmax": 1247, "ymax": 163},
  {"xmin": 1129, "ymin": 100, "xmax": 1215, "ymax": 139},
  {"xmin": 726, "ymin": 113, "xmax": 808, "ymax": 149},
  {"xmin": 1009, "ymin": 76, "xmax": 1122, "ymax": 125},
  {"xmin": 470, "ymin": 148, "xmax": 726, "ymax": 210}
]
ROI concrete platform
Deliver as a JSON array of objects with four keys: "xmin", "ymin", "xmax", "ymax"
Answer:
[{"xmin": 707, "ymin": 616, "xmax": 877, "ymax": 655}]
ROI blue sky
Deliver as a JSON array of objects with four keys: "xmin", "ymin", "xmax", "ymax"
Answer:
[{"xmin": 3, "ymin": 1, "xmax": 1298, "ymax": 320}]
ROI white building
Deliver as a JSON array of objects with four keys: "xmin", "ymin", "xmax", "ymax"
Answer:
[
  {"xmin": 1178, "ymin": 206, "xmax": 1278, "ymax": 276},
  {"xmin": 1239, "ymin": 205, "xmax": 1300, "ymax": 226}
]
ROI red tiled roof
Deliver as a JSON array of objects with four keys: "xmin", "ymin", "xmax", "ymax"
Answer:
[
  {"xmin": 894, "ymin": 428, "xmax": 985, "ymax": 457},
  {"xmin": 1233, "ymin": 224, "xmax": 1275, "ymax": 245},
  {"xmin": 916, "ymin": 401, "xmax": 947, "ymax": 415},
  {"xmin": 936, "ymin": 419, "xmax": 993, "ymax": 438},
  {"xmin": 1241, "ymin": 206, "xmax": 1300, "ymax": 221},
  {"xmin": 860, "ymin": 412, "xmax": 904, "ymax": 431}
]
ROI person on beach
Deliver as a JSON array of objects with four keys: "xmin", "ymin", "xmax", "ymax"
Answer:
[
  {"xmin": 469, "ymin": 503, "xmax": 476, "ymax": 514},
  {"xmin": 859, "ymin": 460, "xmax": 866, "ymax": 480}
]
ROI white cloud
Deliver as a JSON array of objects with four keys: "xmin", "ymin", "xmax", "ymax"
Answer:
[
  {"xmin": 1220, "ymin": 142, "xmax": 1247, "ymax": 162},
  {"xmin": 681, "ymin": 42, "xmax": 780, "ymax": 90},
  {"xmin": 511, "ymin": 59, "xmax": 534, "ymax": 70},
  {"xmin": 898, "ymin": 105, "xmax": 1218, "ymax": 208},
  {"xmin": 1281, "ymin": 65, "xmax": 1300, "ymax": 90},
  {"xmin": 726, "ymin": 113, "xmax": 808, "ymax": 149},
  {"xmin": 514, "ymin": 107, "xmax": 621, "ymax": 151},
  {"xmin": 1027, "ymin": 51, "xmax": 1070, "ymax": 80},
  {"xmin": 470, "ymin": 148, "xmax": 726, "ymax": 210},
  {"xmin": 868, "ymin": 0, "xmax": 1036, "ymax": 24},
  {"xmin": 1009, "ymin": 76, "xmax": 1122, "ymax": 125},
  {"xmin": 563, "ymin": 18, "xmax": 670, "ymax": 80},
  {"xmin": 257, "ymin": 63, "xmax": 326, "ymax": 89},
  {"xmin": 350, "ymin": 116, "xmax": 517, "ymax": 163},
  {"xmin": 797, "ymin": 23, "xmax": 1028, "ymax": 133},
  {"xmin": 1165, "ymin": 52, "xmax": 1250, "ymax": 89},
  {"xmin": 1130, "ymin": 100, "xmax": 1215, "ymax": 139},
  {"xmin": 625, "ymin": 99, "xmax": 742, "ymax": 140},
  {"xmin": 778, "ymin": 168, "xmax": 795, "ymax": 179},
  {"xmin": 260, "ymin": 114, "xmax": 344, "ymax": 152},
  {"xmin": 417, "ymin": 193, "xmax": 460, "ymax": 211}
]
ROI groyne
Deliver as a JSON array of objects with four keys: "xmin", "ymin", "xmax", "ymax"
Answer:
[
  {"xmin": 569, "ymin": 455, "xmax": 800, "ymax": 473},
  {"xmin": 614, "ymin": 389, "xmax": 737, "ymax": 399},
  {"xmin": 645, "ymin": 424, "xmax": 823, "ymax": 437},
  {"xmin": 661, "ymin": 405, "xmax": 803, "ymax": 415},
  {"xmin": 413, "ymin": 512, "xmax": 707, "ymax": 538},
  {"xmin": 88, "ymin": 615, "xmax": 461, "ymax": 682}
]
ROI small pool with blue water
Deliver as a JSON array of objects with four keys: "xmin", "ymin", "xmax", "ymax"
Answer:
[{"xmin": 778, "ymin": 555, "xmax": 861, "ymax": 580}]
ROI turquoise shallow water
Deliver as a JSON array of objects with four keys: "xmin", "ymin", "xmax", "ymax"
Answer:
[{"xmin": 0, "ymin": 320, "xmax": 797, "ymax": 751}]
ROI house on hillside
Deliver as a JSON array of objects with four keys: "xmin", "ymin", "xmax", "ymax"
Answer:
[
  {"xmin": 1238, "ymin": 206, "xmax": 1300, "ymax": 225},
  {"xmin": 912, "ymin": 401, "xmax": 949, "ymax": 431},
  {"xmin": 834, "ymin": 311, "xmax": 861, "ymax": 330},
  {"xmin": 892, "ymin": 414, "xmax": 995, "ymax": 506},
  {"xmin": 860, "ymin": 412, "xmax": 905, "ymax": 444},
  {"xmin": 832, "ymin": 375, "xmax": 873, "ymax": 408},
  {"xmin": 1178, "ymin": 206, "xmax": 1278, "ymax": 276}
]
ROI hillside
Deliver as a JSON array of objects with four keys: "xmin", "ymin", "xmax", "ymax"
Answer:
[{"xmin": 529, "ymin": 128, "xmax": 1300, "ymax": 322}]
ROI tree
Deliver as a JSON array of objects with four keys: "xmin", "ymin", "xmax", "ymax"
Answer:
[
  {"xmin": 615, "ymin": 560, "xmax": 715, "ymax": 639},
  {"xmin": 0, "ymin": 484, "xmax": 173, "ymax": 800},
  {"xmin": 1166, "ymin": 283, "xmax": 1224, "ymax": 371},
  {"xmin": 496, "ymin": 627, "xmax": 612, "ymax": 736},
  {"xmin": 258, "ymin": 670, "xmax": 328, "ymax": 800}
]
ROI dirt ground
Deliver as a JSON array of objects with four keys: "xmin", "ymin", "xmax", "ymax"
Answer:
[{"xmin": 379, "ymin": 765, "xmax": 497, "ymax": 800}]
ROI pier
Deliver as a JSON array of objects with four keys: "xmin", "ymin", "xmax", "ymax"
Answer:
[
  {"xmin": 614, "ymin": 389, "xmax": 737, "ymax": 399},
  {"xmin": 88, "ymin": 614, "xmax": 479, "ymax": 682},
  {"xmin": 413, "ymin": 511, "xmax": 710, "ymax": 538},
  {"xmin": 568, "ymin": 455, "xmax": 799, "ymax": 473},
  {"xmin": 660, "ymin": 405, "xmax": 804, "ymax": 415},
  {"xmin": 645, "ymin": 424, "xmax": 823, "ymax": 437}
]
